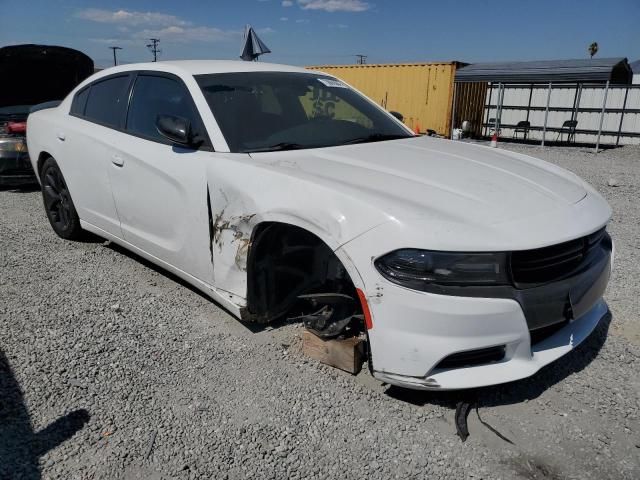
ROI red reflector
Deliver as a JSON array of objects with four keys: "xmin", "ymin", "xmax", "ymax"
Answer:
[
  {"xmin": 7, "ymin": 121, "xmax": 27, "ymax": 134},
  {"xmin": 356, "ymin": 288, "xmax": 373, "ymax": 330}
]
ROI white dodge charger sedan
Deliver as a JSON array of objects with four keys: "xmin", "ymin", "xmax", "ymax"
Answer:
[{"xmin": 27, "ymin": 60, "xmax": 613, "ymax": 390}]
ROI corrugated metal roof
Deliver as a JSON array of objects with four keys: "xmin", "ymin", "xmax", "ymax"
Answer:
[
  {"xmin": 307, "ymin": 61, "xmax": 463, "ymax": 69},
  {"xmin": 455, "ymin": 58, "xmax": 632, "ymax": 84}
]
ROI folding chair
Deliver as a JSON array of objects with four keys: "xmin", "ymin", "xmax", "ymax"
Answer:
[
  {"xmin": 513, "ymin": 121, "xmax": 531, "ymax": 140},
  {"xmin": 556, "ymin": 120, "xmax": 578, "ymax": 143}
]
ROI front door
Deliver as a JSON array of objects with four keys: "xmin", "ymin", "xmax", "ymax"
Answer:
[{"xmin": 106, "ymin": 73, "xmax": 213, "ymax": 282}]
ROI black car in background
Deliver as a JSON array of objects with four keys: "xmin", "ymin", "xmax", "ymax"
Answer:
[{"xmin": 0, "ymin": 44, "xmax": 93, "ymax": 186}]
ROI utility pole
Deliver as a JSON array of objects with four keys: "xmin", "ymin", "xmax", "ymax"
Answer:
[
  {"xmin": 355, "ymin": 54, "xmax": 367, "ymax": 65},
  {"xmin": 108, "ymin": 46, "xmax": 122, "ymax": 66},
  {"xmin": 146, "ymin": 38, "xmax": 160, "ymax": 62}
]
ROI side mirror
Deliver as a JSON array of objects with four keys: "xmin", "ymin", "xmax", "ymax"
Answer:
[
  {"xmin": 156, "ymin": 114, "xmax": 193, "ymax": 146},
  {"xmin": 389, "ymin": 111, "xmax": 404, "ymax": 122}
]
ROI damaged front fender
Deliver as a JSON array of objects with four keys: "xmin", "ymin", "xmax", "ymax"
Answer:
[
  {"xmin": 202, "ymin": 156, "xmax": 374, "ymax": 322},
  {"xmin": 206, "ymin": 183, "xmax": 258, "ymax": 294}
]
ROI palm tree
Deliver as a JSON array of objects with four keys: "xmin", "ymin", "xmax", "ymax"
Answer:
[{"xmin": 588, "ymin": 42, "xmax": 599, "ymax": 59}]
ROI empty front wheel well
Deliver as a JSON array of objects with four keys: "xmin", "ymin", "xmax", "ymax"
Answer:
[{"xmin": 242, "ymin": 222, "xmax": 362, "ymax": 329}]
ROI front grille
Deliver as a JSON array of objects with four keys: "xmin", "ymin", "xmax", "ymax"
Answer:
[
  {"xmin": 435, "ymin": 345, "xmax": 506, "ymax": 370},
  {"xmin": 510, "ymin": 228, "xmax": 606, "ymax": 286}
]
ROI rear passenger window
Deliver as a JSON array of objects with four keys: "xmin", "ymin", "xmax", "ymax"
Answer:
[
  {"xmin": 84, "ymin": 75, "xmax": 131, "ymax": 128},
  {"xmin": 126, "ymin": 75, "xmax": 203, "ymax": 144},
  {"xmin": 70, "ymin": 87, "xmax": 89, "ymax": 116}
]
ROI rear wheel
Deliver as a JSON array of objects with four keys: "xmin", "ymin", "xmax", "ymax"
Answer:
[{"xmin": 40, "ymin": 157, "xmax": 83, "ymax": 240}]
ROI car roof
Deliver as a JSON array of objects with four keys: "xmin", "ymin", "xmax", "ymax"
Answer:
[
  {"xmin": 61, "ymin": 59, "xmax": 340, "ymax": 113},
  {"xmin": 99, "ymin": 60, "xmax": 315, "ymax": 76}
]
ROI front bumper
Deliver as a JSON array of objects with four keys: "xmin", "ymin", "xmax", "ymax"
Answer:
[
  {"xmin": 360, "ymin": 239, "xmax": 612, "ymax": 391},
  {"xmin": 373, "ymin": 299, "xmax": 608, "ymax": 390}
]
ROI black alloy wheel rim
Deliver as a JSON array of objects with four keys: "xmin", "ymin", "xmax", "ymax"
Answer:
[{"xmin": 43, "ymin": 167, "xmax": 72, "ymax": 231}]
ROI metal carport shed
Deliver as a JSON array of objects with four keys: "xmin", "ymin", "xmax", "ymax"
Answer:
[{"xmin": 452, "ymin": 58, "xmax": 638, "ymax": 149}]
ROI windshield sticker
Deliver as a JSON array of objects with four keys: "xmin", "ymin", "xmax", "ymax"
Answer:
[{"xmin": 317, "ymin": 78, "xmax": 348, "ymax": 88}]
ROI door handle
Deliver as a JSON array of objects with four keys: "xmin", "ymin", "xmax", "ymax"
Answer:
[
  {"xmin": 111, "ymin": 154, "xmax": 124, "ymax": 167},
  {"xmin": 56, "ymin": 132, "xmax": 65, "ymax": 141}
]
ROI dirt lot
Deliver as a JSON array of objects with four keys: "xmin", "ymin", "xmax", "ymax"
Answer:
[{"xmin": 1, "ymin": 143, "xmax": 639, "ymax": 479}]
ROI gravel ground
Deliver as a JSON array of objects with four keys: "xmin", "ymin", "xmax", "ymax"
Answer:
[{"xmin": 1, "ymin": 144, "xmax": 639, "ymax": 480}]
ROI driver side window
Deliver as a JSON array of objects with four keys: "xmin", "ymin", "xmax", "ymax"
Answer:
[{"xmin": 126, "ymin": 74, "xmax": 207, "ymax": 146}]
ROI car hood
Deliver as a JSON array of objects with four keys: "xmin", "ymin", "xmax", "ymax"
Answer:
[
  {"xmin": 0, "ymin": 44, "xmax": 94, "ymax": 109},
  {"xmin": 253, "ymin": 136, "xmax": 589, "ymax": 229}
]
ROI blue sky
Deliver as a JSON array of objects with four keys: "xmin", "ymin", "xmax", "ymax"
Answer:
[{"xmin": 1, "ymin": 0, "xmax": 638, "ymax": 68}]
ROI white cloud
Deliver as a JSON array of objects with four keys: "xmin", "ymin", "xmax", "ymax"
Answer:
[
  {"xmin": 280, "ymin": 16, "xmax": 289, "ymax": 21},
  {"xmin": 297, "ymin": 0, "xmax": 370, "ymax": 12},
  {"xmin": 76, "ymin": 8, "xmax": 190, "ymax": 27},
  {"xmin": 133, "ymin": 26, "xmax": 241, "ymax": 43},
  {"xmin": 295, "ymin": 18, "xmax": 310, "ymax": 23},
  {"xmin": 89, "ymin": 37, "xmax": 135, "ymax": 46},
  {"xmin": 76, "ymin": 8, "xmax": 254, "ymax": 45},
  {"xmin": 282, "ymin": 0, "xmax": 294, "ymax": 6},
  {"xmin": 329, "ymin": 23, "xmax": 349, "ymax": 29}
]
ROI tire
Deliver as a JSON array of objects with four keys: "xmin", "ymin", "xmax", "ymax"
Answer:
[{"xmin": 40, "ymin": 157, "xmax": 83, "ymax": 240}]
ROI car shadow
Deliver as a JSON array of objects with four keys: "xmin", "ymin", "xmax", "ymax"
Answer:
[
  {"xmin": 0, "ymin": 350, "xmax": 90, "ymax": 479},
  {"xmin": 101, "ymin": 242, "xmax": 308, "ymax": 336},
  {"xmin": 103, "ymin": 242, "xmax": 317, "ymax": 336},
  {"xmin": 235, "ymin": 312, "xmax": 303, "ymax": 333},
  {"xmin": 0, "ymin": 184, "xmax": 103, "ymax": 244},
  {"xmin": 76, "ymin": 231, "xmax": 107, "ymax": 244},
  {"xmin": 0, "ymin": 184, "xmax": 40, "ymax": 193},
  {"xmin": 104, "ymin": 241, "xmax": 236, "ymax": 309},
  {"xmin": 384, "ymin": 310, "xmax": 612, "ymax": 410}
]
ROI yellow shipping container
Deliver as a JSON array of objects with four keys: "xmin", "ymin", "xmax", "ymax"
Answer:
[{"xmin": 306, "ymin": 62, "xmax": 461, "ymax": 136}]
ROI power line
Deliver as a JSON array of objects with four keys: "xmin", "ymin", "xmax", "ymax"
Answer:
[
  {"xmin": 108, "ymin": 46, "xmax": 122, "ymax": 66},
  {"xmin": 355, "ymin": 54, "xmax": 367, "ymax": 65},
  {"xmin": 146, "ymin": 38, "xmax": 160, "ymax": 62}
]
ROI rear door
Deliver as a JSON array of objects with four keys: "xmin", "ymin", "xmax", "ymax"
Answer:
[
  {"xmin": 63, "ymin": 74, "xmax": 132, "ymax": 236},
  {"xmin": 106, "ymin": 72, "xmax": 214, "ymax": 281}
]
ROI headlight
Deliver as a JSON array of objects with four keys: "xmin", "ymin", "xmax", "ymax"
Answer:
[
  {"xmin": 374, "ymin": 249, "xmax": 510, "ymax": 291},
  {"xmin": 0, "ymin": 138, "xmax": 28, "ymax": 152}
]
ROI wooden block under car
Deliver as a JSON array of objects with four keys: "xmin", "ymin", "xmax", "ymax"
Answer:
[{"xmin": 302, "ymin": 329, "xmax": 364, "ymax": 374}]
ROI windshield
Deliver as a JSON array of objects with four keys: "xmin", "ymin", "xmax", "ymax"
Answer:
[{"xmin": 195, "ymin": 72, "xmax": 412, "ymax": 152}]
